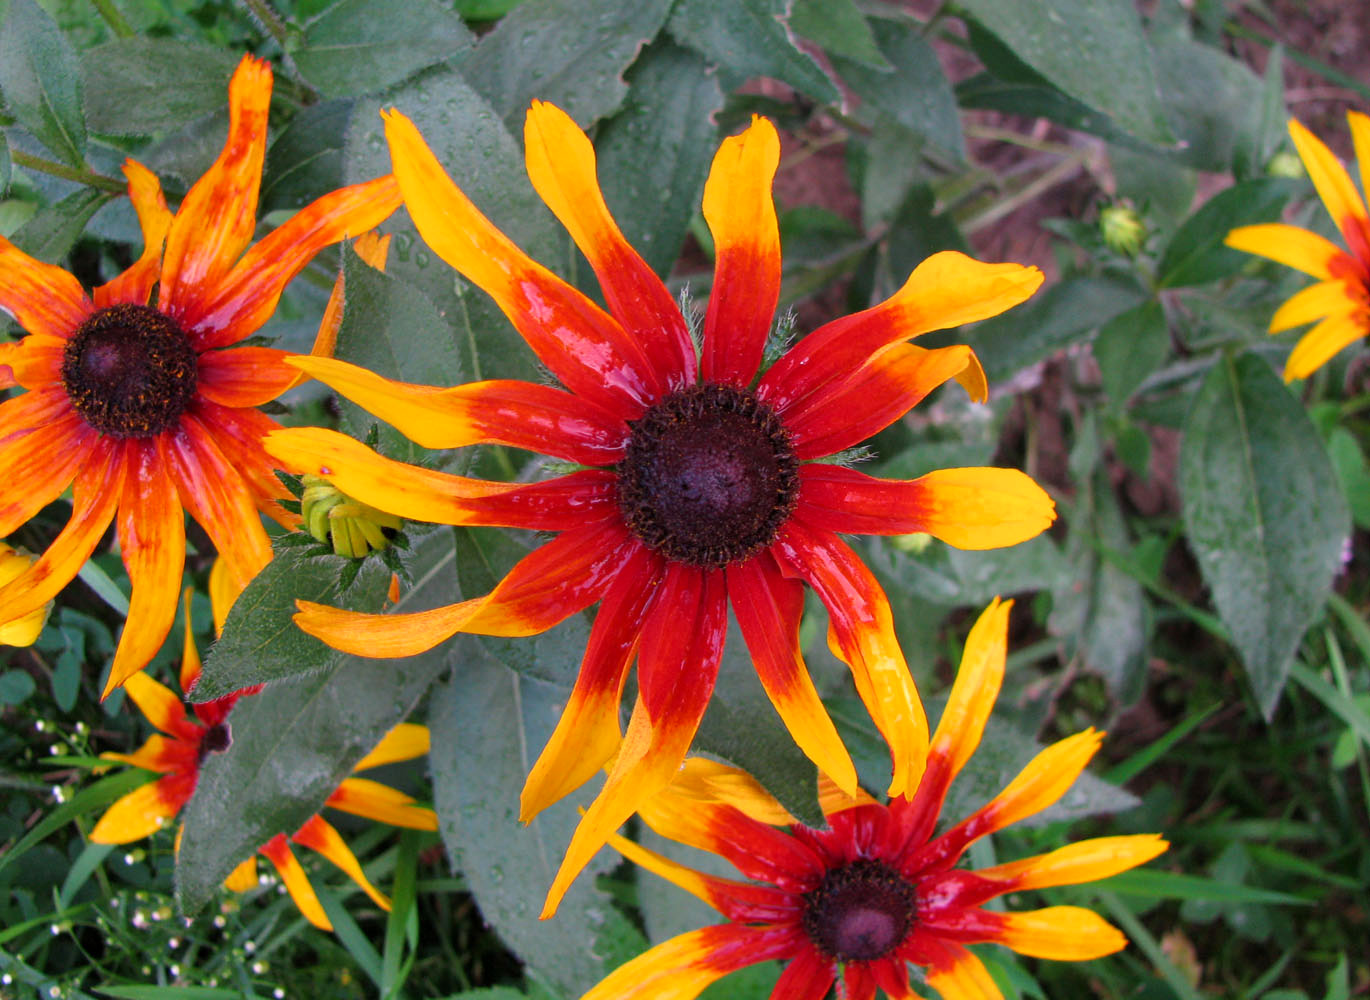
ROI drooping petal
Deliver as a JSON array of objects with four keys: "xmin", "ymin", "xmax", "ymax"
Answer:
[
  {"xmin": 1268, "ymin": 279, "xmax": 1359, "ymax": 332},
  {"xmin": 196, "ymin": 347, "xmax": 300, "ymax": 408},
  {"xmin": 767, "ymin": 946, "xmax": 836, "ymax": 1000},
  {"xmin": 784, "ymin": 343, "xmax": 979, "ymax": 459},
  {"xmin": 1224, "ymin": 223, "xmax": 1344, "ymax": 280},
  {"xmin": 1289, "ymin": 118, "xmax": 1368, "ymax": 241},
  {"xmin": 325, "ymin": 777, "xmax": 437, "ymax": 830},
  {"xmin": 603, "ymin": 825, "xmax": 783, "ymax": 918},
  {"xmin": 284, "ymin": 357, "xmax": 631, "ymax": 464},
  {"xmin": 158, "ymin": 55, "xmax": 272, "ymax": 318},
  {"xmin": 383, "ymin": 109, "xmax": 659, "ymax": 417},
  {"xmin": 759, "ymin": 252, "xmax": 1042, "ymax": 413},
  {"xmin": 103, "ymin": 446, "xmax": 188, "ymax": 696},
  {"xmin": 524, "ymin": 100, "xmax": 695, "ymax": 388},
  {"xmin": 352, "ymin": 722, "xmax": 430, "ymax": 771},
  {"xmin": 992, "ymin": 906, "xmax": 1127, "ymax": 960},
  {"xmin": 520, "ymin": 543, "xmax": 663, "ymax": 821},
  {"xmin": 0, "ymin": 237, "xmax": 92, "ymax": 340},
  {"xmin": 923, "ymin": 946, "xmax": 1004, "ymax": 1000},
  {"xmin": 581, "ymin": 924, "xmax": 800, "ymax": 1000},
  {"xmin": 769, "ymin": 519, "xmax": 927, "ymax": 799},
  {"xmin": 728, "ymin": 553, "xmax": 857, "ymax": 794},
  {"xmin": 542, "ymin": 566, "xmax": 728, "ymax": 917},
  {"xmin": 0, "ymin": 400, "xmax": 91, "ymax": 536},
  {"xmin": 89, "ymin": 776, "xmax": 186, "ymax": 844},
  {"xmin": 94, "ymin": 159, "xmax": 173, "ymax": 308},
  {"xmin": 259, "ymin": 834, "xmax": 331, "ymax": 931},
  {"xmin": 291, "ymin": 814, "xmax": 391, "ymax": 911},
  {"xmin": 266, "ymin": 426, "xmax": 617, "ymax": 529},
  {"xmin": 972, "ymin": 834, "xmax": 1169, "ymax": 894},
  {"xmin": 184, "ymin": 175, "xmax": 403, "ymax": 350},
  {"xmin": 700, "ymin": 115, "xmax": 781, "ymax": 387},
  {"xmin": 294, "ymin": 515, "xmax": 633, "ymax": 657},
  {"xmin": 796, "ymin": 465, "xmax": 1056, "ymax": 550},
  {"xmin": 1284, "ymin": 312, "xmax": 1367, "ymax": 382}
]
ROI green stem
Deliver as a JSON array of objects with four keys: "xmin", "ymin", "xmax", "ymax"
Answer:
[
  {"xmin": 242, "ymin": 0, "xmax": 291, "ymax": 51},
  {"xmin": 89, "ymin": 0, "xmax": 134, "ymax": 38},
  {"xmin": 10, "ymin": 150, "xmax": 126, "ymax": 194}
]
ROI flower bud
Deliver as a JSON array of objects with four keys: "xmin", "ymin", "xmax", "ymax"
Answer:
[
  {"xmin": 1099, "ymin": 203, "xmax": 1146, "ymax": 256},
  {"xmin": 300, "ymin": 475, "xmax": 403, "ymax": 558}
]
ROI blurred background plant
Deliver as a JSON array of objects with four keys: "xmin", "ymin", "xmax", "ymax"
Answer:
[{"xmin": 2, "ymin": 0, "xmax": 1368, "ymax": 997}]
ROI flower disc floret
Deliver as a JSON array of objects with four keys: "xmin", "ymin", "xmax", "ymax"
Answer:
[{"xmin": 802, "ymin": 858, "xmax": 916, "ymax": 962}]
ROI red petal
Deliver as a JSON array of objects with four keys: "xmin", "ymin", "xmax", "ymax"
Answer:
[
  {"xmin": 196, "ymin": 347, "xmax": 299, "ymax": 408},
  {"xmin": 767, "ymin": 945, "xmax": 835, "ymax": 1000}
]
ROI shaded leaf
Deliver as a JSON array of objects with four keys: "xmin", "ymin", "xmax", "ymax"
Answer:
[
  {"xmin": 260, "ymin": 98, "xmax": 354, "ymax": 214},
  {"xmin": 1158, "ymin": 178, "xmax": 1295, "ymax": 288},
  {"xmin": 463, "ymin": 0, "xmax": 675, "ymax": 129},
  {"xmin": 1152, "ymin": 31, "xmax": 1264, "ymax": 174},
  {"xmin": 294, "ymin": 0, "xmax": 475, "ymax": 99},
  {"xmin": 1180, "ymin": 353, "xmax": 1349, "ymax": 717},
  {"xmin": 0, "ymin": 131, "xmax": 10, "ymax": 195},
  {"xmin": 0, "ymin": 0, "xmax": 86, "ymax": 166},
  {"xmin": 10, "ymin": 187, "xmax": 110, "ymax": 262},
  {"xmin": 789, "ymin": 0, "xmax": 888, "ymax": 69},
  {"xmin": 668, "ymin": 0, "xmax": 839, "ymax": 105},
  {"xmin": 80, "ymin": 37, "xmax": 238, "ymax": 137},
  {"xmin": 1094, "ymin": 300, "xmax": 1169, "ymax": 406}
]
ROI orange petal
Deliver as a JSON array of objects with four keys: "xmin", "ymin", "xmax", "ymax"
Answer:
[
  {"xmin": 185, "ymin": 175, "xmax": 403, "ymax": 351},
  {"xmin": 159, "ymin": 55, "xmax": 272, "ymax": 318},
  {"xmin": 352, "ymin": 722, "xmax": 430, "ymax": 771},
  {"xmin": 1351, "ymin": 111, "xmax": 1370, "ymax": 213},
  {"xmin": 975, "ymin": 833, "xmax": 1168, "ymax": 892},
  {"xmin": 4, "ymin": 333, "xmax": 66, "ymax": 389},
  {"xmin": 0, "ymin": 341, "xmax": 15, "ymax": 389},
  {"xmin": 89, "ymin": 777, "xmax": 185, "ymax": 844},
  {"xmin": 121, "ymin": 670, "xmax": 196, "ymax": 740},
  {"xmin": 924, "ymin": 946, "xmax": 1004, "ymax": 1000},
  {"xmin": 700, "ymin": 115, "xmax": 782, "ymax": 388},
  {"xmin": 308, "ymin": 231, "xmax": 392, "ymax": 367},
  {"xmin": 103, "ymin": 448, "xmax": 187, "ymax": 697},
  {"xmin": 179, "ymin": 587, "xmax": 202, "ymax": 693},
  {"xmin": 0, "ymin": 397, "xmax": 91, "ymax": 537},
  {"xmin": 523, "ymin": 101, "xmax": 694, "ymax": 387},
  {"xmin": 190, "ymin": 402, "xmax": 295, "ymax": 530},
  {"xmin": 994, "ymin": 906, "xmax": 1128, "ymax": 960},
  {"xmin": 223, "ymin": 855, "xmax": 258, "ymax": 892},
  {"xmin": 520, "ymin": 543, "xmax": 663, "ymax": 821},
  {"xmin": 1224, "ymin": 223, "xmax": 1343, "ymax": 280},
  {"xmin": 285, "ymin": 357, "xmax": 630, "ymax": 464},
  {"xmin": 100, "ymin": 733, "xmax": 188, "ymax": 774},
  {"xmin": 797, "ymin": 465, "xmax": 1056, "ymax": 550},
  {"xmin": 1284, "ymin": 312, "xmax": 1366, "ymax": 382},
  {"xmin": 1289, "ymin": 118, "xmax": 1368, "ymax": 242},
  {"xmin": 208, "ymin": 555, "xmax": 235, "ymax": 636},
  {"xmin": 326, "ymin": 777, "xmax": 436, "ymax": 830},
  {"xmin": 650, "ymin": 757, "xmax": 795, "ymax": 828},
  {"xmin": 580, "ymin": 924, "xmax": 799, "ymax": 1000},
  {"xmin": 383, "ymin": 109, "xmax": 659, "ymax": 417},
  {"xmin": 0, "ymin": 236, "xmax": 92, "ymax": 339},
  {"xmin": 760, "ymin": 252, "xmax": 1042, "ymax": 413},
  {"xmin": 770, "ymin": 519, "xmax": 927, "ymax": 799},
  {"xmin": 196, "ymin": 347, "xmax": 299, "ymax": 408},
  {"xmin": 95, "ymin": 159, "xmax": 173, "ymax": 308},
  {"xmin": 259, "ymin": 834, "xmax": 331, "ymax": 931},
  {"xmin": 727, "ymin": 553, "xmax": 857, "ymax": 795},
  {"xmin": 1268, "ymin": 279, "xmax": 1358, "ymax": 333},
  {"xmin": 291, "ymin": 814, "xmax": 391, "ymax": 911}
]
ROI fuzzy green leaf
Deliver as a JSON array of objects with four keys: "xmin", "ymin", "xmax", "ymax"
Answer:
[
  {"xmin": 80, "ymin": 37, "xmax": 238, "ymax": 137},
  {"xmin": 260, "ymin": 98, "xmax": 354, "ymax": 214},
  {"xmin": 10, "ymin": 187, "xmax": 110, "ymax": 262},
  {"xmin": 1094, "ymin": 300, "xmax": 1169, "ymax": 406},
  {"xmin": 0, "ymin": 0, "xmax": 87, "ymax": 165},
  {"xmin": 1180, "ymin": 353, "xmax": 1349, "ymax": 717},
  {"xmin": 789, "ymin": 0, "xmax": 888, "ymax": 69},
  {"xmin": 1158, "ymin": 178, "xmax": 1295, "ymax": 288}
]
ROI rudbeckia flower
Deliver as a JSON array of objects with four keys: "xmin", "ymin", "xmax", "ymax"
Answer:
[
  {"xmin": 0, "ymin": 541, "xmax": 50, "ymax": 646},
  {"xmin": 583, "ymin": 599, "xmax": 1167, "ymax": 1000},
  {"xmin": 266, "ymin": 101, "xmax": 1055, "ymax": 914},
  {"xmin": 0, "ymin": 54, "xmax": 401, "ymax": 697},
  {"xmin": 1226, "ymin": 112, "xmax": 1370, "ymax": 380},
  {"xmin": 91, "ymin": 597, "xmax": 436, "ymax": 931}
]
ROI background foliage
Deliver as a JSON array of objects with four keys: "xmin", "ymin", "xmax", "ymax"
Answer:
[{"xmin": 2, "ymin": 0, "xmax": 1369, "ymax": 997}]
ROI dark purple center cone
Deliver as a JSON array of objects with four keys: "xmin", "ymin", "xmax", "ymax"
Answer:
[{"xmin": 802, "ymin": 859, "xmax": 918, "ymax": 962}]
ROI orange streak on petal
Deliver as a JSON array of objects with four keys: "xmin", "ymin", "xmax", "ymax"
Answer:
[
  {"xmin": 196, "ymin": 347, "xmax": 299, "ymax": 408},
  {"xmin": 0, "ymin": 401, "xmax": 90, "ymax": 537},
  {"xmin": 95, "ymin": 159, "xmax": 173, "ymax": 308},
  {"xmin": 99, "ymin": 733, "xmax": 190, "ymax": 775},
  {"xmin": 259, "ymin": 834, "xmax": 332, "ymax": 931},
  {"xmin": 326, "ymin": 777, "xmax": 437, "ymax": 831},
  {"xmin": 121, "ymin": 670, "xmax": 196, "ymax": 741},
  {"xmin": 580, "ymin": 924, "xmax": 799, "ymax": 1000},
  {"xmin": 0, "ymin": 236, "xmax": 92, "ymax": 340},
  {"xmin": 924, "ymin": 946, "xmax": 1004, "ymax": 1000},
  {"xmin": 292, "ymin": 814, "xmax": 391, "ymax": 911},
  {"xmin": 191, "ymin": 402, "xmax": 294, "ymax": 528}
]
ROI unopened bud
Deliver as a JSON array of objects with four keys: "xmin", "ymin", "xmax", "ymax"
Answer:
[{"xmin": 300, "ymin": 475, "xmax": 403, "ymax": 558}]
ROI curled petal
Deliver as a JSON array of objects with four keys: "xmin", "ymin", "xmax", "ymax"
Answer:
[
  {"xmin": 284, "ymin": 358, "xmax": 630, "ymax": 464},
  {"xmin": 5, "ymin": 333, "xmax": 66, "ymax": 390},
  {"xmin": 797, "ymin": 465, "xmax": 1056, "ymax": 550},
  {"xmin": 95, "ymin": 159, "xmax": 173, "ymax": 308},
  {"xmin": 994, "ymin": 906, "xmax": 1128, "ymax": 960},
  {"xmin": 700, "ymin": 115, "xmax": 781, "ymax": 387},
  {"xmin": 1225, "ymin": 223, "xmax": 1344, "ymax": 280},
  {"xmin": 1284, "ymin": 313, "xmax": 1367, "ymax": 382},
  {"xmin": 0, "ymin": 235, "xmax": 91, "ymax": 340},
  {"xmin": 259, "ymin": 835, "xmax": 331, "ymax": 931},
  {"xmin": 524, "ymin": 100, "xmax": 694, "ymax": 387},
  {"xmin": 1289, "ymin": 118, "xmax": 1368, "ymax": 242},
  {"xmin": 581, "ymin": 924, "xmax": 800, "ymax": 1000}
]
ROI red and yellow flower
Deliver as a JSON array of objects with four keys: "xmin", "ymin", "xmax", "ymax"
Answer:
[
  {"xmin": 1227, "ymin": 112, "xmax": 1370, "ymax": 380},
  {"xmin": 0, "ymin": 54, "xmax": 401, "ymax": 696},
  {"xmin": 266, "ymin": 101, "xmax": 1055, "ymax": 915},
  {"xmin": 583, "ymin": 599, "xmax": 1167, "ymax": 1000},
  {"xmin": 90, "ymin": 597, "xmax": 436, "ymax": 931}
]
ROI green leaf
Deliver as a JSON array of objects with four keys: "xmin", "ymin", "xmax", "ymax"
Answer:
[
  {"xmin": 294, "ymin": 0, "xmax": 475, "ymax": 99},
  {"xmin": 829, "ymin": 16, "xmax": 963, "ymax": 161},
  {"xmin": 9, "ymin": 186, "xmax": 111, "ymax": 262},
  {"xmin": 1326, "ymin": 428, "xmax": 1370, "ymax": 531},
  {"xmin": 175, "ymin": 532, "xmax": 459, "ymax": 915},
  {"xmin": 956, "ymin": 73, "xmax": 1140, "ymax": 152},
  {"xmin": 1158, "ymin": 178, "xmax": 1296, "ymax": 287},
  {"xmin": 1100, "ymin": 867, "xmax": 1310, "ymax": 907},
  {"xmin": 80, "ymin": 37, "xmax": 238, "ymax": 136},
  {"xmin": 94, "ymin": 988, "xmax": 245, "ymax": 1000},
  {"xmin": 0, "ymin": 131, "xmax": 10, "ymax": 195},
  {"xmin": 0, "ymin": 669, "xmax": 36, "ymax": 705},
  {"xmin": 789, "ymin": 0, "xmax": 888, "ymax": 69},
  {"xmin": 1151, "ymin": 31, "xmax": 1265, "ymax": 173},
  {"xmin": 668, "ymin": 0, "xmax": 839, "ymax": 105},
  {"xmin": 1179, "ymin": 353, "xmax": 1349, "ymax": 717},
  {"xmin": 593, "ymin": 40, "xmax": 724, "ymax": 277},
  {"xmin": 0, "ymin": 0, "xmax": 87, "ymax": 166},
  {"xmin": 955, "ymin": 0, "xmax": 1171, "ymax": 145},
  {"xmin": 260, "ymin": 98, "xmax": 354, "ymax": 214},
  {"xmin": 1094, "ymin": 300, "xmax": 1168, "ymax": 406},
  {"xmin": 463, "ymin": 0, "xmax": 675, "ymax": 128},
  {"xmin": 971, "ymin": 276, "xmax": 1147, "ymax": 383},
  {"xmin": 0, "ymin": 768, "xmax": 149, "ymax": 876}
]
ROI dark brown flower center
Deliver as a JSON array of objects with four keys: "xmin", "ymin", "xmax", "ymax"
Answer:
[
  {"xmin": 617, "ymin": 384, "xmax": 798, "ymax": 569},
  {"xmin": 61, "ymin": 304, "xmax": 198, "ymax": 437},
  {"xmin": 802, "ymin": 859, "xmax": 918, "ymax": 963},
  {"xmin": 197, "ymin": 722, "xmax": 232, "ymax": 764}
]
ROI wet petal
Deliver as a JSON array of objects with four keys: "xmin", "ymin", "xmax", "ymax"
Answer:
[
  {"xmin": 352, "ymin": 723, "xmax": 430, "ymax": 771},
  {"xmin": 292, "ymin": 814, "xmax": 391, "ymax": 911},
  {"xmin": 95, "ymin": 159, "xmax": 173, "ymax": 308},
  {"xmin": 384, "ymin": 109, "xmax": 659, "ymax": 416},
  {"xmin": 785, "ymin": 343, "xmax": 979, "ymax": 459},
  {"xmin": 1225, "ymin": 223, "xmax": 1343, "ymax": 279},
  {"xmin": 259, "ymin": 834, "xmax": 331, "ymax": 931},
  {"xmin": 1284, "ymin": 312, "xmax": 1367, "ymax": 381},
  {"xmin": 89, "ymin": 776, "xmax": 186, "ymax": 844},
  {"xmin": 521, "ymin": 543, "xmax": 663, "ymax": 820},
  {"xmin": 326, "ymin": 777, "xmax": 437, "ymax": 830},
  {"xmin": 0, "ymin": 236, "xmax": 91, "ymax": 340},
  {"xmin": 581, "ymin": 924, "xmax": 800, "ymax": 1000},
  {"xmin": 728, "ymin": 553, "xmax": 857, "ymax": 794},
  {"xmin": 524, "ymin": 100, "xmax": 694, "ymax": 387},
  {"xmin": 700, "ymin": 115, "xmax": 781, "ymax": 387},
  {"xmin": 1289, "ymin": 118, "xmax": 1368, "ymax": 240},
  {"xmin": 286, "ymin": 356, "xmax": 630, "ymax": 464},
  {"xmin": 994, "ymin": 906, "xmax": 1127, "ymax": 960},
  {"xmin": 769, "ymin": 519, "xmax": 927, "ymax": 799},
  {"xmin": 760, "ymin": 252, "xmax": 1042, "ymax": 412},
  {"xmin": 797, "ymin": 465, "xmax": 1056, "ymax": 549},
  {"xmin": 196, "ymin": 347, "xmax": 299, "ymax": 408},
  {"xmin": 1268, "ymin": 279, "xmax": 1358, "ymax": 333}
]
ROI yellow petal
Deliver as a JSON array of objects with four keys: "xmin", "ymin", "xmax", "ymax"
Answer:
[
  {"xmin": 604, "ymin": 828, "xmax": 728, "ymax": 912},
  {"xmin": 260, "ymin": 836, "xmax": 331, "ymax": 931},
  {"xmin": 1290, "ymin": 118, "xmax": 1368, "ymax": 234},
  {"xmin": 995, "ymin": 906, "xmax": 1127, "ymax": 960},
  {"xmin": 208, "ymin": 555, "xmax": 236, "ymax": 637},
  {"xmin": 581, "ymin": 925, "xmax": 775, "ymax": 1000},
  {"xmin": 1284, "ymin": 312, "xmax": 1366, "ymax": 381},
  {"xmin": 1225, "ymin": 223, "xmax": 1341, "ymax": 279},
  {"xmin": 928, "ymin": 598, "xmax": 1011, "ymax": 780},
  {"xmin": 121, "ymin": 670, "xmax": 190, "ymax": 736},
  {"xmin": 968, "ymin": 728, "xmax": 1104, "ymax": 835},
  {"xmin": 353, "ymin": 723, "xmax": 430, "ymax": 771},
  {"xmin": 975, "ymin": 833, "xmax": 1168, "ymax": 890},
  {"xmin": 327, "ymin": 777, "xmax": 437, "ymax": 830},
  {"xmin": 223, "ymin": 855, "xmax": 258, "ymax": 892},
  {"xmin": 89, "ymin": 779, "xmax": 181, "ymax": 844},
  {"xmin": 925, "ymin": 948, "xmax": 1004, "ymax": 1000},
  {"xmin": 292, "ymin": 815, "xmax": 391, "ymax": 911},
  {"xmin": 1268, "ymin": 279, "xmax": 1357, "ymax": 333},
  {"xmin": 908, "ymin": 468, "xmax": 1056, "ymax": 550},
  {"xmin": 1350, "ymin": 111, "xmax": 1370, "ymax": 208}
]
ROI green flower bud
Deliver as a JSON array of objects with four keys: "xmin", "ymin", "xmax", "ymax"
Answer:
[
  {"xmin": 1267, "ymin": 150, "xmax": 1304, "ymax": 179},
  {"xmin": 1099, "ymin": 203, "xmax": 1146, "ymax": 256},
  {"xmin": 300, "ymin": 475, "xmax": 403, "ymax": 558}
]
